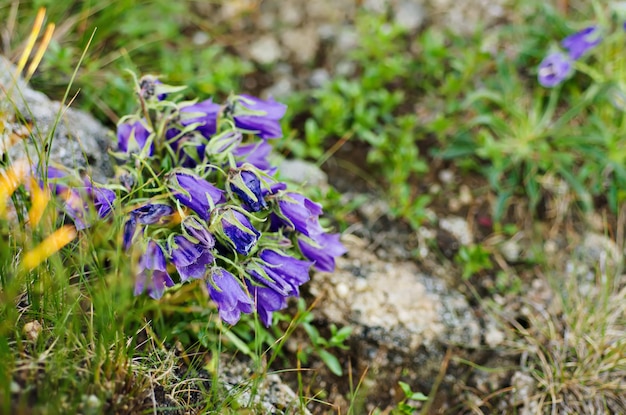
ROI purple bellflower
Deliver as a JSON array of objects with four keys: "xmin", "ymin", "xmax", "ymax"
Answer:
[
  {"xmin": 538, "ymin": 52, "xmax": 572, "ymax": 87},
  {"xmin": 169, "ymin": 234, "xmax": 213, "ymax": 281},
  {"xmin": 228, "ymin": 168, "xmax": 268, "ymax": 212},
  {"xmin": 133, "ymin": 203, "xmax": 174, "ymax": 225},
  {"xmin": 233, "ymin": 141, "xmax": 274, "ymax": 171},
  {"xmin": 232, "ymin": 95, "xmax": 287, "ymax": 140},
  {"xmin": 169, "ymin": 172, "xmax": 225, "ymax": 220},
  {"xmin": 182, "ymin": 216, "xmax": 216, "ymax": 248},
  {"xmin": 117, "ymin": 120, "xmax": 153, "ymax": 155},
  {"xmin": 561, "ymin": 26, "xmax": 602, "ymax": 60},
  {"xmin": 165, "ymin": 99, "xmax": 221, "ymax": 167},
  {"xmin": 207, "ymin": 268, "xmax": 254, "ymax": 325},
  {"xmin": 61, "ymin": 188, "xmax": 88, "ymax": 230},
  {"xmin": 204, "ymin": 130, "xmax": 243, "ymax": 158},
  {"xmin": 42, "ymin": 168, "xmax": 115, "ymax": 228},
  {"xmin": 87, "ymin": 185, "xmax": 116, "ymax": 219},
  {"xmin": 277, "ymin": 192, "xmax": 324, "ymax": 237},
  {"xmin": 134, "ymin": 240, "xmax": 174, "ymax": 299},
  {"xmin": 123, "ymin": 204, "xmax": 174, "ymax": 250},
  {"xmin": 248, "ymin": 249, "xmax": 312, "ymax": 297},
  {"xmin": 123, "ymin": 214, "xmax": 138, "ymax": 251},
  {"xmin": 215, "ymin": 208, "xmax": 261, "ymax": 256},
  {"xmin": 177, "ymin": 99, "xmax": 220, "ymax": 139},
  {"xmin": 246, "ymin": 281, "xmax": 288, "ymax": 327},
  {"xmin": 298, "ymin": 232, "xmax": 346, "ymax": 273}
]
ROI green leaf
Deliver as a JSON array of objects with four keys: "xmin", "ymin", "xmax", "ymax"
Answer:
[
  {"xmin": 317, "ymin": 349, "xmax": 343, "ymax": 376},
  {"xmin": 223, "ymin": 330, "xmax": 253, "ymax": 357}
]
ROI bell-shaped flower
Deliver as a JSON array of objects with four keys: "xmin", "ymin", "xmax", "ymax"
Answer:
[
  {"xmin": 213, "ymin": 208, "xmax": 260, "ymax": 256},
  {"xmin": 82, "ymin": 177, "xmax": 115, "ymax": 219},
  {"xmin": 232, "ymin": 94, "xmax": 287, "ymax": 140},
  {"xmin": 165, "ymin": 99, "xmax": 221, "ymax": 167},
  {"xmin": 122, "ymin": 204, "xmax": 173, "ymax": 251},
  {"xmin": 133, "ymin": 203, "xmax": 174, "ymax": 225},
  {"xmin": 298, "ymin": 232, "xmax": 346, "ymax": 273},
  {"xmin": 537, "ymin": 52, "xmax": 572, "ymax": 88},
  {"xmin": 168, "ymin": 172, "xmax": 225, "ymax": 220},
  {"xmin": 205, "ymin": 131, "xmax": 242, "ymax": 158},
  {"xmin": 561, "ymin": 26, "xmax": 602, "ymax": 60},
  {"xmin": 134, "ymin": 240, "xmax": 174, "ymax": 299},
  {"xmin": 123, "ymin": 214, "xmax": 138, "ymax": 251},
  {"xmin": 61, "ymin": 188, "xmax": 89, "ymax": 230},
  {"xmin": 207, "ymin": 267, "xmax": 254, "ymax": 325},
  {"xmin": 117, "ymin": 120, "xmax": 153, "ymax": 156},
  {"xmin": 178, "ymin": 99, "xmax": 220, "ymax": 139},
  {"xmin": 233, "ymin": 141, "xmax": 273, "ymax": 171},
  {"xmin": 182, "ymin": 216, "xmax": 215, "ymax": 249},
  {"xmin": 169, "ymin": 234, "xmax": 213, "ymax": 281},
  {"xmin": 247, "ymin": 249, "xmax": 312, "ymax": 297},
  {"xmin": 246, "ymin": 281, "xmax": 288, "ymax": 327},
  {"xmin": 276, "ymin": 192, "xmax": 324, "ymax": 237},
  {"xmin": 228, "ymin": 167, "xmax": 268, "ymax": 212},
  {"xmin": 89, "ymin": 186, "xmax": 116, "ymax": 219}
]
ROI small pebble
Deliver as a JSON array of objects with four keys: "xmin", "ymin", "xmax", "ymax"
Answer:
[{"xmin": 336, "ymin": 282, "xmax": 350, "ymax": 299}]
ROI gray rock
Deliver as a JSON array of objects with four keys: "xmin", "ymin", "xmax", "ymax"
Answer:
[
  {"xmin": 264, "ymin": 77, "xmax": 294, "ymax": 99},
  {"xmin": 309, "ymin": 68, "xmax": 331, "ymax": 88},
  {"xmin": 281, "ymin": 26, "xmax": 319, "ymax": 64},
  {"xmin": 0, "ymin": 55, "xmax": 113, "ymax": 181},
  {"xmin": 248, "ymin": 35, "xmax": 282, "ymax": 65},
  {"xmin": 393, "ymin": 1, "xmax": 425, "ymax": 32},
  {"xmin": 426, "ymin": 0, "xmax": 507, "ymax": 35},
  {"xmin": 580, "ymin": 232, "xmax": 622, "ymax": 266},
  {"xmin": 439, "ymin": 216, "xmax": 473, "ymax": 246},
  {"xmin": 277, "ymin": 159, "xmax": 328, "ymax": 188},
  {"xmin": 309, "ymin": 236, "xmax": 483, "ymax": 396}
]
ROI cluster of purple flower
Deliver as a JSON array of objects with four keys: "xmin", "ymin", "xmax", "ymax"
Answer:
[
  {"xmin": 39, "ymin": 167, "xmax": 116, "ymax": 231},
  {"xmin": 537, "ymin": 26, "xmax": 602, "ymax": 87},
  {"xmin": 45, "ymin": 76, "xmax": 346, "ymax": 327}
]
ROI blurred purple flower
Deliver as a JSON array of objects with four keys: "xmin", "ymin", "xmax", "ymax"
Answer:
[
  {"xmin": 134, "ymin": 240, "xmax": 174, "ymax": 299},
  {"xmin": 538, "ymin": 52, "xmax": 572, "ymax": 87},
  {"xmin": 169, "ymin": 235, "xmax": 213, "ymax": 281},
  {"xmin": 123, "ymin": 214, "xmax": 137, "ymax": 251},
  {"xmin": 43, "ymin": 166, "xmax": 70, "ymax": 195},
  {"xmin": 233, "ymin": 95, "xmax": 287, "ymax": 140},
  {"xmin": 169, "ymin": 172, "xmax": 225, "ymax": 220},
  {"xmin": 61, "ymin": 188, "xmax": 88, "ymax": 230},
  {"xmin": 83, "ymin": 179, "xmax": 116, "ymax": 219},
  {"xmin": 133, "ymin": 203, "xmax": 174, "ymax": 225},
  {"xmin": 90, "ymin": 187, "xmax": 116, "ymax": 218},
  {"xmin": 298, "ymin": 232, "xmax": 346, "ymax": 272},
  {"xmin": 117, "ymin": 120, "xmax": 153, "ymax": 155},
  {"xmin": 207, "ymin": 268, "xmax": 254, "ymax": 325},
  {"xmin": 122, "ymin": 204, "xmax": 173, "ymax": 250},
  {"xmin": 561, "ymin": 26, "xmax": 602, "ymax": 60}
]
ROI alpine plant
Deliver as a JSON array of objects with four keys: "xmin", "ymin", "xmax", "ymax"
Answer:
[
  {"xmin": 537, "ymin": 25, "xmax": 603, "ymax": 87},
  {"xmin": 45, "ymin": 75, "xmax": 346, "ymax": 327}
]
